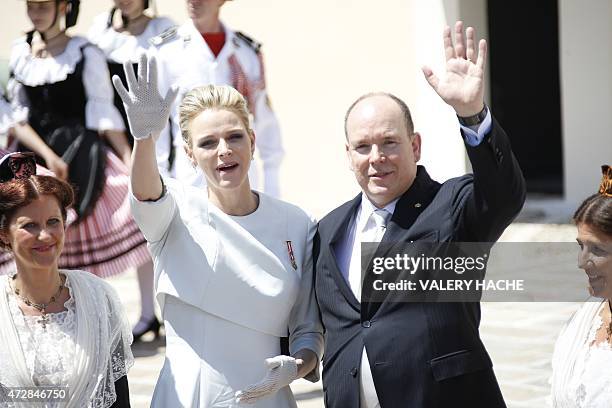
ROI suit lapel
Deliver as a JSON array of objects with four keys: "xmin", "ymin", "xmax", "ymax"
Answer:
[
  {"xmin": 382, "ymin": 166, "xmax": 440, "ymax": 244},
  {"xmin": 326, "ymin": 194, "xmax": 362, "ymax": 311}
]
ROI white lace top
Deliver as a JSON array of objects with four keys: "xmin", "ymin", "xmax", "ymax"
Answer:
[
  {"xmin": 6, "ymin": 275, "xmax": 77, "ymax": 387},
  {"xmin": 550, "ymin": 300, "xmax": 612, "ymax": 407}
]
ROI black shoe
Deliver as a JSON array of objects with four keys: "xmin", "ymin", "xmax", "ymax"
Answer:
[{"xmin": 132, "ymin": 316, "xmax": 161, "ymax": 342}]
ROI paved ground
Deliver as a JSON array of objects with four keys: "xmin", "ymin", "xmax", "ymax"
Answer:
[{"xmin": 106, "ymin": 222, "xmax": 582, "ymax": 408}]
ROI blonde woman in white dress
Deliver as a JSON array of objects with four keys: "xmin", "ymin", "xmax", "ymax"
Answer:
[
  {"xmin": 114, "ymin": 55, "xmax": 323, "ymax": 407},
  {"xmin": 550, "ymin": 165, "xmax": 612, "ymax": 407}
]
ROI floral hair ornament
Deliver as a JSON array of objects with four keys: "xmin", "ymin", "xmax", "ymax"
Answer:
[
  {"xmin": 598, "ymin": 165, "xmax": 612, "ymax": 197},
  {"xmin": 0, "ymin": 152, "xmax": 37, "ymax": 183}
]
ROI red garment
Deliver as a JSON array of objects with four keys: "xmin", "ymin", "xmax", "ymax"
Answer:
[{"xmin": 202, "ymin": 32, "xmax": 226, "ymax": 57}]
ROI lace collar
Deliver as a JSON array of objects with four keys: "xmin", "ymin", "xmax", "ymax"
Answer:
[
  {"xmin": 9, "ymin": 35, "xmax": 89, "ymax": 87},
  {"xmin": 586, "ymin": 303, "xmax": 612, "ymax": 352}
]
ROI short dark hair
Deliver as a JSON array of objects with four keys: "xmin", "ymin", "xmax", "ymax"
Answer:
[
  {"xmin": 344, "ymin": 92, "xmax": 415, "ymax": 139},
  {"xmin": 573, "ymin": 194, "xmax": 612, "ymax": 236},
  {"xmin": 0, "ymin": 175, "xmax": 74, "ymax": 251}
]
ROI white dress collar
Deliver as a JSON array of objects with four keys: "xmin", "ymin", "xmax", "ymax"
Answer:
[{"xmin": 9, "ymin": 36, "xmax": 89, "ymax": 87}]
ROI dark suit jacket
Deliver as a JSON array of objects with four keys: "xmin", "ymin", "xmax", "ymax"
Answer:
[{"xmin": 314, "ymin": 117, "xmax": 526, "ymax": 408}]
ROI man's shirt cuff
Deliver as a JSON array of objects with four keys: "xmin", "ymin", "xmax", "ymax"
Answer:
[{"xmin": 460, "ymin": 108, "xmax": 492, "ymax": 146}]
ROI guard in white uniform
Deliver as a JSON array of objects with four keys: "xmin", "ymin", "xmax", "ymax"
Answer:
[{"xmin": 150, "ymin": 19, "xmax": 284, "ymax": 197}]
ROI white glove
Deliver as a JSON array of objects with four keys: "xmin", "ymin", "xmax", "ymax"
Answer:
[
  {"xmin": 112, "ymin": 53, "xmax": 178, "ymax": 140},
  {"xmin": 234, "ymin": 355, "xmax": 301, "ymax": 404}
]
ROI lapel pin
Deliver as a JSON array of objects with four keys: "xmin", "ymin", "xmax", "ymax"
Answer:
[{"xmin": 414, "ymin": 203, "xmax": 422, "ymax": 208}]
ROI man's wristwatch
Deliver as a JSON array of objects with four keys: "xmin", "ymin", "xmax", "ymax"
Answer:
[{"xmin": 457, "ymin": 105, "xmax": 488, "ymax": 126}]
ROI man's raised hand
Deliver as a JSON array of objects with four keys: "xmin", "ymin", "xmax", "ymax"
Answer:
[{"xmin": 422, "ymin": 21, "xmax": 487, "ymax": 117}]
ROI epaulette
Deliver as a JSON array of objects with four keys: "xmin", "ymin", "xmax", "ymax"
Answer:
[
  {"xmin": 234, "ymin": 31, "xmax": 262, "ymax": 54},
  {"xmin": 149, "ymin": 26, "xmax": 178, "ymax": 46}
]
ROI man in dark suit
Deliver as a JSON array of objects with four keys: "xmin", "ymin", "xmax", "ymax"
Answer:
[{"xmin": 314, "ymin": 21, "xmax": 526, "ymax": 408}]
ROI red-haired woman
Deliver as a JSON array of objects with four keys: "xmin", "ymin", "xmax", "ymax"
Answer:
[{"xmin": 0, "ymin": 151, "xmax": 133, "ymax": 407}]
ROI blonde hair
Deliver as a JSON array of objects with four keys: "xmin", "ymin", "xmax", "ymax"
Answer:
[{"xmin": 178, "ymin": 85, "xmax": 252, "ymax": 146}]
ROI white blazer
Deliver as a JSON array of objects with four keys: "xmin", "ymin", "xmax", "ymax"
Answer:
[{"xmin": 130, "ymin": 177, "xmax": 322, "ymax": 353}]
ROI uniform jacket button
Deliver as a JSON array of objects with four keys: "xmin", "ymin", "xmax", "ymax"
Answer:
[
  {"xmin": 362, "ymin": 320, "xmax": 371, "ymax": 328},
  {"xmin": 350, "ymin": 367, "xmax": 358, "ymax": 377}
]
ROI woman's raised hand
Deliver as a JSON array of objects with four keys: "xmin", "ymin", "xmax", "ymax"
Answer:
[{"xmin": 112, "ymin": 53, "xmax": 178, "ymax": 141}]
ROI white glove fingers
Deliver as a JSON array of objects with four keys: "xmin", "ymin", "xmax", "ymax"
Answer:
[
  {"xmin": 235, "ymin": 388, "xmax": 266, "ymax": 404},
  {"xmin": 123, "ymin": 60, "xmax": 139, "ymax": 93},
  {"xmin": 234, "ymin": 355, "xmax": 298, "ymax": 405},
  {"xmin": 148, "ymin": 54, "xmax": 159, "ymax": 93},
  {"xmin": 240, "ymin": 382, "xmax": 268, "ymax": 395},
  {"xmin": 112, "ymin": 75, "xmax": 132, "ymax": 106},
  {"xmin": 237, "ymin": 392, "xmax": 266, "ymax": 403},
  {"xmin": 237, "ymin": 390, "xmax": 264, "ymax": 400},
  {"xmin": 236, "ymin": 394, "xmax": 258, "ymax": 405},
  {"xmin": 137, "ymin": 53, "xmax": 148, "ymax": 86},
  {"xmin": 237, "ymin": 395, "xmax": 260, "ymax": 404}
]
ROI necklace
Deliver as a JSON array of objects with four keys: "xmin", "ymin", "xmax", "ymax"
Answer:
[{"xmin": 10, "ymin": 274, "xmax": 65, "ymax": 330}]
